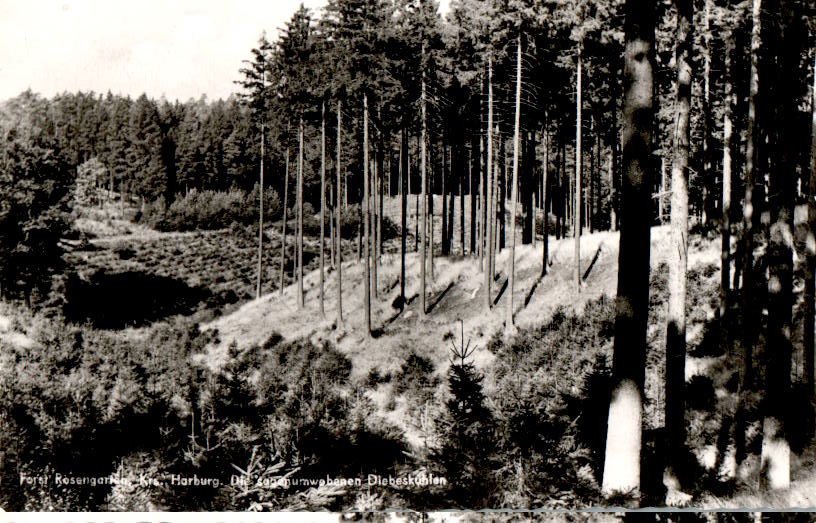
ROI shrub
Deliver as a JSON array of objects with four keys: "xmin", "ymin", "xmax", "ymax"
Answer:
[{"xmin": 140, "ymin": 187, "xmax": 281, "ymax": 232}]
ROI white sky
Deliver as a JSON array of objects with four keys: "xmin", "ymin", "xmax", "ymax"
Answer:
[
  {"xmin": 0, "ymin": 0, "xmax": 450, "ymax": 103},
  {"xmin": 0, "ymin": 0, "xmax": 327, "ymax": 102}
]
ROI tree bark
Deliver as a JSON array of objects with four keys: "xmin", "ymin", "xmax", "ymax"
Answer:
[
  {"xmin": 507, "ymin": 35, "xmax": 522, "ymax": 331},
  {"xmin": 363, "ymin": 94, "xmax": 372, "ymax": 334},
  {"xmin": 297, "ymin": 117, "xmax": 304, "ymax": 309},
  {"xmin": 336, "ymin": 101, "xmax": 344, "ymax": 327},
  {"xmin": 281, "ymin": 147, "xmax": 289, "ymax": 294},
  {"xmin": 574, "ymin": 44, "xmax": 583, "ymax": 292},
  {"xmin": 256, "ymin": 115, "xmax": 265, "ymax": 299},
  {"xmin": 664, "ymin": 0, "xmax": 692, "ymax": 495},
  {"xmin": 420, "ymin": 72, "xmax": 428, "ymax": 318},
  {"xmin": 602, "ymin": 0, "xmax": 654, "ymax": 500},
  {"xmin": 542, "ymin": 122, "xmax": 549, "ymax": 276},
  {"xmin": 740, "ymin": 0, "xmax": 762, "ymax": 392},
  {"xmin": 319, "ymin": 101, "xmax": 326, "ymax": 318},
  {"xmin": 400, "ymin": 129, "xmax": 407, "ymax": 309},
  {"xmin": 806, "ymin": 49, "xmax": 816, "ymax": 400},
  {"xmin": 485, "ymin": 55, "xmax": 494, "ymax": 311},
  {"xmin": 761, "ymin": 0, "xmax": 799, "ymax": 490},
  {"xmin": 720, "ymin": 61, "xmax": 733, "ymax": 353}
]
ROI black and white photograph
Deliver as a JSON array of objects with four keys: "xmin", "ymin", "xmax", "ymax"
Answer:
[{"xmin": 1, "ymin": 0, "xmax": 816, "ymax": 515}]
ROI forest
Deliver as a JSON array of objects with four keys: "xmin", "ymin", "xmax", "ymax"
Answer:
[{"xmin": 1, "ymin": 0, "xmax": 816, "ymax": 513}]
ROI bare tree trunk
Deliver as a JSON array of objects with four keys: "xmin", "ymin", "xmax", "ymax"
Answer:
[
  {"xmin": 507, "ymin": 35, "xmax": 522, "ymax": 331},
  {"xmin": 542, "ymin": 122, "xmax": 549, "ymax": 276},
  {"xmin": 574, "ymin": 44, "xmax": 583, "ymax": 292},
  {"xmin": 485, "ymin": 55, "xmax": 495, "ymax": 311},
  {"xmin": 761, "ymin": 0, "xmax": 799, "ymax": 490},
  {"xmin": 363, "ymin": 95, "xmax": 371, "ymax": 334},
  {"xmin": 336, "ymin": 101, "xmax": 344, "ymax": 327},
  {"xmin": 471, "ymin": 141, "xmax": 477, "ymax": 257},
  {"xmin": 664, "ymin": 0, "xmax": 693, "ymax": 497},
  {"xmin": 720, "ymin": 45, "xmax": 734, "ymax": 353},
  {"xmin": 429, "ymin": 146, "xmax": 435, "ymax": 281},
  {"xmin": 330, "ymin": 183, "xmax": 335, "ymax": 269},
  {"xmin": 400, "ymin": 129, "xmax": 407, "ymax": 309},
  {"xmin": 297, "ymin": 117, "xmax": 304, "ymax": 310},
  {"xmin": 602, "ymin": 0, "xmax": 654, "ymax": 500},
  {"xmin": 806, "ymin": 49, "xmax": 816, "ymax": 400},
  {"xmin": 319, "ymin": 101, "xmax": 326, "ymax": 318},
  {"xmin": 257, "ymin": 117, "xmax": 265, "ymax": 299},
  {"xmin": 280, "ymin": 147, "xmax": 289, "ymax": 294},
  {"xmin": 740, "ymin": 0, "xmax": 762, "ymax": 393},
  {"xmin": 420, "ymin": 71, "xmax": 428, "ymax": 318},
  {"xmin": 442, "ymin": 141, "xmax": 448, "ymax": 255},
  {"xmin": 460, "ymin": 145, "xmax": 465, "ymax": 254}
]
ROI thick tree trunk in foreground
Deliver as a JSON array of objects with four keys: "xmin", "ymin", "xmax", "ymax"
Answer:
[
  {"xmin": 804, "ymin": 50, "xmax": 816, "ymax": 401},
  {"xmin": 761, "ymin": 0, "xmax": 799, "ymax": 490},
  {"xmin": 741, "ymin": 0, "xmax": 762, "ymax": 392},
  {"xmin": 664, "ymin": 0, "xmax": 692, "ymax": 496},
  {"xmin": 602, "ymin": 0, "xmax": 654, "ymax": 500}
]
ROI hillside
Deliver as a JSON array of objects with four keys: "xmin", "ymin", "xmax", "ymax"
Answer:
[{"xmin": 202, "ymin": 217, "xmax": 718, "ymax": 376}]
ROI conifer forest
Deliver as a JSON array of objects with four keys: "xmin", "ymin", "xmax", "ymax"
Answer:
[{"xmin": 2, "ymin": 0, "xmax": 816, "ymax": 514}]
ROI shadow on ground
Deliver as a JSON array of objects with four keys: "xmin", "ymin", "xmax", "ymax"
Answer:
[{"xmin": 64, "ymin": 269, "xmax": 220, "ymax": 328}]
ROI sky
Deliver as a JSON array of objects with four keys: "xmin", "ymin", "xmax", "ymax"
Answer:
[{"xmin": 0, "ymin": 0, "xmax": 450, "ymax": 104}]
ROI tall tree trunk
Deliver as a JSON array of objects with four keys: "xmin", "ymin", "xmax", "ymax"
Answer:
[
  {"xmin": 485, "ymin": 56, "xmax": 495, "ymax": 311},
  {"xmin": 720, "ymin": 54, "xmax": 733, "ymax": 353},
  {"xmin": 372, "ymin": 139, "xmax": 378, "ymax": 301},
  {"xmin": 602, "ymin": 0, "xmax": 654, "ymax": 500},
  {"xmin": 280, "ymin": 147, "xmax": 290, "ymax": 294},
  {"xmin": 574, "ymin": 44, "xmax": 583, "ymax": 292},
  {"xmin": 319, "ymin": 101, "xmax": 326, "ymax": 318},
  {"xmin": 507, "ymin": 35, "xmax": 522, "ymax": 331},
  {"xmin": 363, "ymin": 95, "xmax": 371, "ymax": 334},
  {"xmin": 330, "ymin": 184, "xmax": 335, "ymax": 269},
  {"xmin": 336, "ymin": 101, "xmax": 344, "ymax": 327},
  {"xmin": 664, "ymin": 0, "xmax": 692, "ymax": 496},
  {"xmin": 449, "ymin": 147, "xmax": 455, "ymax": 254},
  {"xmin": 471, "ymin": 140, "xmax": 477, "ymax": 257},
  {"xmin": 429, "ymin": 145, "xmax": 435, "ymax": 281},
  {"xmin": 761, "ymin": 0, "xmax": 799, "ymax": 490},
  {"xmin": 256, "ymin": 118, "xmax": 265, "ymax": 299},
  {"xmin": 542, "ymin": 122, "xmax": 549, "ymax": 276},
  {"xmin": 499, "ymin": 135, "xmax": 506, "ymax": 251},
  {"xmin": 400, "ymin": 129, "xmax": 408, "ymax": 309},
  {"xmin": 460, "ymin": 145, "xmax": 465, "ymax": 254},
  {"xmin": 421, "ymin": 71, "xmax": 428, "ymax": 318},
  {"xmin": 442, "ymin": 140, "xmax": 448, "ymax": 255},
  {"xmin": 701, "ymin": 0, "xmax": 712, "ymax": 227},
  {"xmin": 740, "ymin": 0, "xmax": 762, "ymax": 394},
  {"xmin": 297, "ymin": 117, "xmax": 304, "ymax": 310},
  {"xmin": 806, "ymin": 50, "xmax": 816, "ymax": 400},
  {"xmin": 479, "ymin": 133, "xmax": 486, "ymax": 271}
]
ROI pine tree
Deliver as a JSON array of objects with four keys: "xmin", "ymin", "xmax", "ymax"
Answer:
[
  {"xmin": 664, "ymin": 0, "xmax": 693, "ymax": 498},
  {"xmin": 602, "ymin": 0, "xmax": 654, "ymax": 501}
]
